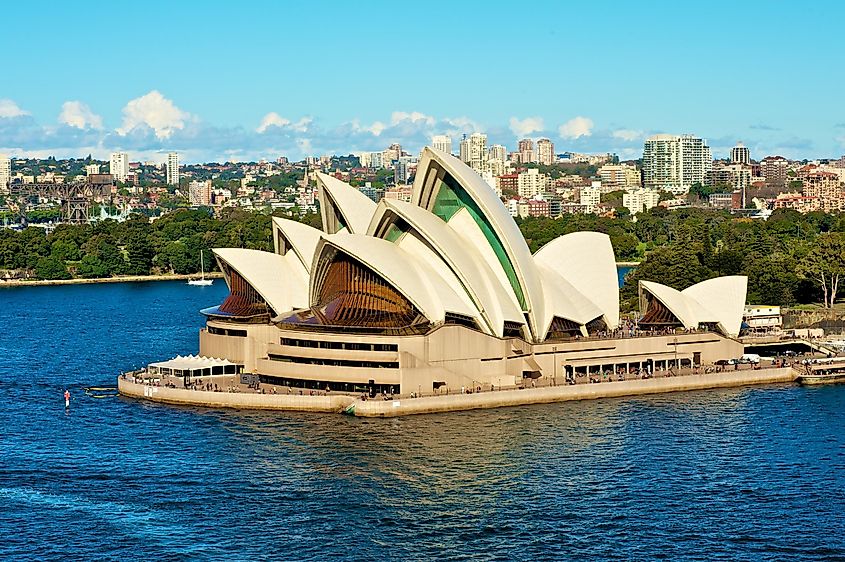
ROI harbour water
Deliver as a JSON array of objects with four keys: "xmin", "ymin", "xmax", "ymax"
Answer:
[{"xmin": 2, "ymin": 281, "xmax": 845, "ymax": 560}]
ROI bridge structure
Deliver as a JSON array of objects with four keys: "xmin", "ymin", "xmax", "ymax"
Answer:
[{"xmin": 8, "ymin": 180, "xmax": 110, "ymax": 224}]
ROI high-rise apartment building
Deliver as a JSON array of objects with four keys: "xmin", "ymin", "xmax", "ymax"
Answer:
[
  {"xmin": 517, "ymin": 138, "xmax": 535, "ymax": 164},
  {"xmin": 642, "ymin": 134, "xmax": 712, "ymax": 193},
  {"xmin": 431, "ymin": 135, "xmax": 452, "ymax": 155},
  {"xmin": 109, "ymin": 152, "xmax": 129, "ymax": 183},
  {"xmin": 730, "ymin": 142, "xmax": 750, "ymax": 165},
  {"xmin": 536, "ymin": 138, "xmax": 555, "ymax": 165},
  {"xmin": 0, "ymin": 154, "xmax": 10, "ymax": 193},
  {"xmin": 488, "ymin": 144, "xmax": 507, "ymax": 162},
  {"xmin": 166, "ymin": 152, "xmax": 180, "ymax": 186},
  {"xmin": 459, "ymin": 133, "xmax": 488, "ymax": 173},
  {"xmin": 189, "ymin": 180, "xmax": 212, "ymax": 206},
  {"xmin": 761, "ymin": 156, "xmax": 789, "ymax": 186}
]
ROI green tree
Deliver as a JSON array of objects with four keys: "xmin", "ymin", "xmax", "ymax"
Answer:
[
  {"xmin": 797, "ymin": 232, "xmax": 845, "ymax": 308},
  {"xmin": 35, "ymin": 256, "xmax": 71, "ymax": 280}
]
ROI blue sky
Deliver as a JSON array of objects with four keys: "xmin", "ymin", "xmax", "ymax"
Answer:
[{"xmin": 1, "ymin": 0, "xmax": 843, "ymax": 163}]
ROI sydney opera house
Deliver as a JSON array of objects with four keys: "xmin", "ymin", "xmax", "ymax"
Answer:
[{"xmin": 198, "ymin": 147, "xmax": 745, "ymax": 395}]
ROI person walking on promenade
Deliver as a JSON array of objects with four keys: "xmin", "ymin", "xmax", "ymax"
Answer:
[{"xmin": 64, "ymin": 389, "xmax": 70, "ymax": 409}]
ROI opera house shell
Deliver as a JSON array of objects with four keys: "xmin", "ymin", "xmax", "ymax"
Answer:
[{"xmin": 199, "ymin": 147, "xmax": 745, "ymax": 395}]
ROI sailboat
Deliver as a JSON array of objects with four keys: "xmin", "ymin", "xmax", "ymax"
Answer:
[{"xmin": 188, "ymin": 250, "xmax": 214, "ymax": 286}]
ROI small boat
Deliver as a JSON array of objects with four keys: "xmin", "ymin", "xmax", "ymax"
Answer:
[
  {"xmin": 188, "ymin": 250, "xmax": 214, "ymax": 286},
  {"xmin": 797, "ymin": 372, "xmax": 845, "ymax": 385}
]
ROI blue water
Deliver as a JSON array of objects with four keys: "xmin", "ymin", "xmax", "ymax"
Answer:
[
  {"xmin": 2, "ymin": 281, "xmax": 845, "ymax": 561},
  {"xmin": 617, "ymin": 265, "xmax": 632, "ymax": 287}
]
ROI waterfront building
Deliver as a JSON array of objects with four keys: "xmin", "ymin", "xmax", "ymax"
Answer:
[
  {"xmin": 730, "ymin": 142, "xmax": 750, "ymax": 165},
  {"xmin": 109, "ymin": 152, "xmax": 129, "ymax": 183},
  {"xmin": 642, "ymin": 134, "xmax": 712, "ymax": 194},
  {"xmin": 196, "ymin": 148, "xmax": 745, "ymax": 395},
  {"xmin": 167, "ymin": 152, "xmax": 180, "ymax": 186},
  {"xmin": 536, "ymin": 138, "xmax": 555, "ymax": 165},
  {"xmin": 0, "ymin": 154, "xmax": 10, "ymax": 194},
  {"xmin": 743, "ymin": 305, "xmax": 782, "ymax": 335},
  {"xmin": 432, "ymin": 135, "xmax": 452, "ymax": 155}
]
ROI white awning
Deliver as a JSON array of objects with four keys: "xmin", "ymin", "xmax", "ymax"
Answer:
[{"xmin": 148, "ymin": 355, "xmax": 241, "ymax": 375}]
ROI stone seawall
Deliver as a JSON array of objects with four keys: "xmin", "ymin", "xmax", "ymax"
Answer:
[
  {"xmin": 117, "ymin": 377, "xmax": 354, "ymax": 413},
  {"xmin": 119, "ymin": 368, "xmax": 797, "ymax": 417},
  {"xmin": 1, "ymin": 272, "xmax": 224, "ymax": 288},
  {"xmin": 346, "ymin": 368, "xmax": 797, "ymax": 417}
]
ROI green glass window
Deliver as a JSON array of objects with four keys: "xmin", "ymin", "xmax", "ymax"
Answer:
[{"xmin": 431, "ymin": 173, "xmax": 526, "ymax": 309}]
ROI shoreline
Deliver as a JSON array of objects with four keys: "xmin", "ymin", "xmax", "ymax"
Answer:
[
  {"xmin": 118, "ymin": 367, "xmax": 797, "ymax": 417},
  {"xmin": 0, "ymin": 272, "xmax": 224, "ymax": 288}
]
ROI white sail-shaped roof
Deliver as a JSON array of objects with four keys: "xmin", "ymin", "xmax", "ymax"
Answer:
[
  {"xmin": 312, "ymin": 234, "xmax": 481, "ymax": 326},
  {"xmin": 316, "ymin": 172, "xmax": 377, "ymax": 234},
  {"xmin": 683, "ymin": 276, "xmax": 747, "ymax": 337},
  {"xmin": 534, "ymin": 231, "xmax": 620, "ymax": 329},
  {"xmin": 412, "ymin": 147, "xmax": 546, "ymax": 341},
  {"xmin": 213, "ymin": 248, "xmax": 308, "ymax": 315},
  {"xmin": 536, "ymin": 265, "xmax": 605, "ymax": 339},
  {"xmin": 271, "ymin": 216, "xmax": 321, "ymax": 272},
  {"xmin": 639, "ymin": 276, "xmax": 747, "ymax": 337},
  {"xmin": 367, "ymin": 199, "xmax": 525, "ymax": 337}
]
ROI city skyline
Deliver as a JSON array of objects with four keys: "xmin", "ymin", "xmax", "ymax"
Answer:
[{"xmin": 2, "ymin": 0, "xmax": 844, "ymax": 163}]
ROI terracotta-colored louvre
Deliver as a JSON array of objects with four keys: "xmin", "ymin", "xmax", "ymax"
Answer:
[
  {"xmin": 546, "ymin": 316, "xmax": 582, "ymax": 339},
  {"xmin": 639, "ymin": 297, "xmax": 682, "ymax": 328},
  {"xmin": 218, "ymin": 266, "xmax": 272, "ymax": 317},
  {"xmin": 313, "ymin": 251, "xmax": 423, "ymax": 328}
]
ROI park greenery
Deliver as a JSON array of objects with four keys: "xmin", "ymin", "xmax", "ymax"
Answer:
[{"xmin": 2, "ymin": 205, "xmax": 845, "ymax": 312}]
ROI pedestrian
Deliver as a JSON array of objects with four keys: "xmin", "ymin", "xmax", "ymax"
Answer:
[{"xmin": 64, "ymin": 389, "xmax": 70, "ymax": 409}]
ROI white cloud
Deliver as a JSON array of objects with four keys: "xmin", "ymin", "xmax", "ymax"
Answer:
[
  {"xmin": 390, "ymin": 111, "xmax": 435, "ymax": 126},
  {"xmin": 256, "ymin": 112, "xmax": 311, "ymax": 133},
  {"xmin": 611, "ymin": 129, "xmax": 642, "ymax": 142},
  {"xmin": 118, "ymin": 90, "xmax": 191, "ymax": 139},
  {"xmin": 558, "ymin": 116, "xmax": 594, "ymax": 139},
  {"xmin": 509, "ymin": 116, "xmax": 545, "ymax": 137},
  {"xmin": 0, "ymin": 99, "xmax": 28, "ymax": 118},
  {"xmin": 59, "ymin": 101, "xmax": 103, "ymax": 130}
]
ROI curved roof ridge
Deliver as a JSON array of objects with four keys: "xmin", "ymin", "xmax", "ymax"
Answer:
[
  {"xmin": 212, "ymin": 247, "xmax": 308, "ymax": 316},
  {"xmin": 534, "ymin": 231, "xmax": 620, "ymax": 329},
  {"xmin": 412, "ymin": 147, "xmax": 546, "ymax": 341},
  {"xmin": 271, "ymin": 216, "xmax": 322, "ymax": 271},
  {"xmin": 316, "ymin": 172, "xmax": 377, "ymax": 234}
]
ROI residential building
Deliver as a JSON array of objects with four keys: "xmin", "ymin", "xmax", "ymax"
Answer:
[
  {"xmin": 579, "ymin": 185, "xmax": 601, "ymax": 212},
  {"xmin": 730, "ymin": 142, "xmax": 750, "ymax": 165},
  {"xmin": 166, "ymin": 152, "xmax": 180, "ymax": 186},
  {"xmin": 708, "ymin": 192, "xmax": 741, "ymax": 209},
  {"xmin": 431, "ymin": 135, "xmax": 452, "ymax": 155},
  {"xmin": 772, "ymin": 192, "xmax": 819, "ymax": 213},
  {"xmin": 189, "ymin": 180, "xmax": 212, "ymax": 206},
  {"xmin": 802, "ymin": 171, "xmax": 844, "ymax": 212},
  {"xmin": 0, "ymin": 154, "xmax": 10, "ymax": 193},
  {"xmin": 761, "ymin": 156, "xmax": 789, "ymax": 186},
  {"xmin": 85, "ymin": 164, "xmax": 101, "ymax": 176},
  {"xmin": 517, "ymin": 168, "xmax": 547, "ymax": 198},
  {"xmin": 598, "ymin": 163, "xmax": 641, "ymax": 192},
  {"xmin": 517, "ymin": 138, "xmax": 535, "ymax": 164},
  {"xmin": 536, "ymin": 138, "xmax": 555, "ymax": 165},
  {"xmin": 622, "ymin": 188, "xmax": 660, "ymax": 215},
  {"xmin": 642, "ymin": 134, "xmax": 712, "ymax": 194},
  {"xmin": 488, "ymin": 144, "xmax": 506, "ymax": 162},
  {"xmin": 459, "ymin": 133, "xmax": 488, "ymax": 173},
  {"xmin": 109, "ymin": 152, "xmax": 129, "ymax": 183},
  {"xmin": 707, "ymin": 162, "xmax": 752, "ymax": 206}
]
